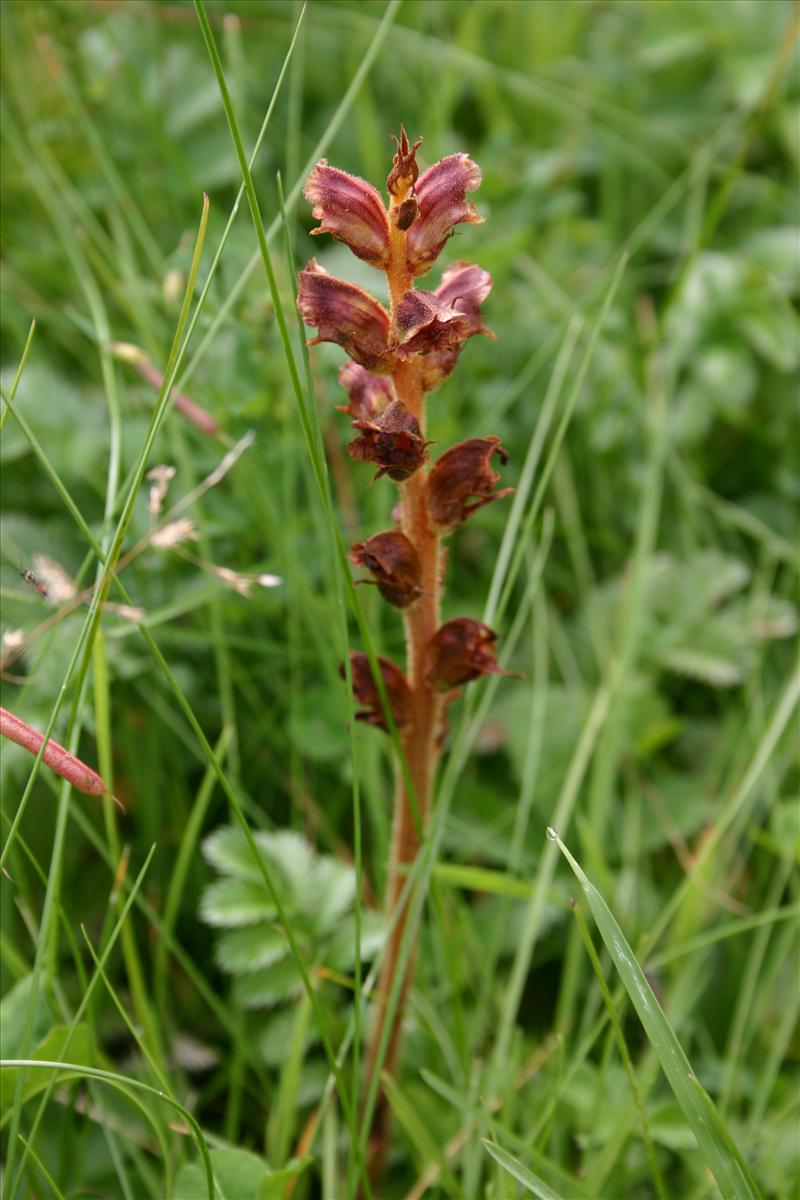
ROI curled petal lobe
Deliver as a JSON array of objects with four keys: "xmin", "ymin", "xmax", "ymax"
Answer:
[
  {"xmin": 406, "ymin": 154, "xmax": 483, "ymax": 277},
  {"xmin": 304, "ymin": 161, "xmax": 391, "ymax": 269},
  {"xmin": 344, "ymin": 652, "xmax": 412, "ymax": 731},
  {"xmin": 297, "ymin": 260, "xmax": 391, "ymax": 371},
  {"xmin": 427, "ymin": 437, "xmax": 514, "ymax": 533},
  {"xmin": 337, "ymin": 362, "xmax": 395, "ymax": 420},
  {"xmin": 425, "ymin": 618, "xmax": 510, "ymax": 692},
  {"xmin": 350, "ymin": 531, "xmax": 422, "ymax": 608},
  {"xmin": 435, "ymin": 262, "xmax": 493, "ymax": 330},
  {"xmin": 348, "ymin": 400, "xmax": 428, "ymax": 482}
]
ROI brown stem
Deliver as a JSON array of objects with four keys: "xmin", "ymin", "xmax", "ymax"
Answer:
[{"xmin": 364, "ymin": 225, "xmax": 445, "ymax": 1185}]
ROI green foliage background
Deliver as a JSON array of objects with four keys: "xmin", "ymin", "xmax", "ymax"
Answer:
[{"xmin": 1, "ymin": 1, "xmax": 798, "ymax": 1197}]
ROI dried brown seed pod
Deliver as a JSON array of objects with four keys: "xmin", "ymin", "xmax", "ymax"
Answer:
[
  {"xmin": 343, "ymin": 652, "xmax": 412, "ymax": 731},
  {"xmin": 347, "ymin": 400, "xmax": 429, "ymax": 482},
  {"xmin": 350, "ymin": 531, "xmax": 422, "ymax": 608},
  {"xmin": 425, "ymin": 618, "xmax": 510, "ymax": 692},
  {"xmin": 427, "ymin": 436, "xmax": 514, "ymax": 534}
]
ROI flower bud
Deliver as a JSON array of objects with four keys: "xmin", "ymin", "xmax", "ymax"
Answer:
[
  {"xmin": 337, "ymin": 362, "xmax": 395, "ymax": 420},
  {"xmin": 425, "ymin": 618, "xmax": 509, "ymax": 692},
  {"xmin": 350, "ymin": 531, "xmax": 422, "ymax": 608},
  {"xmin": 347, "ymin": 400, "xmax": 428, "ymax": 482},
  {"xmin": 304, "ymin": 161, "xmax": 391, "ymax": 269},
  {"xmin": 427, "ymin": 437, "xmax": 514, "ymax": 533},
  {"xmin": 344, "ymin": 652, "xmax": 412, "ymax": 731},
  {"xmin": 387, "ymin": 127, "xmax": 422, "ymax": 201}
]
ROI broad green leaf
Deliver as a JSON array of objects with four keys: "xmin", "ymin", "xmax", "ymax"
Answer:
[
  {"xmin": 258, "ymin": 1156, "xmax": 313, "ymax": 1199},
  {"xmin": 553, "ymin": 832, "xmax": 762, "ymax": 1199},
  {"xmin": 175, "ymin": 1147, "xmax": 269, "ymax": 1200},
  {"xmin": 0, "ymin": 1024, "xmax": 94, "ymax": 1114},
  {"xmin": 215, "ymin": 924, "xmax": 287, "ymax": 974},
  {"xmin": 200, "ymin": 878, "xmax": 276, "ymax": 927}
]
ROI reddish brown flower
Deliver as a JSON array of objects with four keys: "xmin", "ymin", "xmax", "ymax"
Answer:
[
  {"xmin": 394, "ymin": 290, "xmax": 471, "ymax": 360},
  {"xmin": 348, "ymin": 400, "xmax": 428, "ymax": 482},
  {"xmin": 425, "ymin": 618, "xmax": 509, "ymax": 692},
  {"xmin": 427, "ymin": 437, "xmax": 514, "ymax": 534},
  {"xmin": 350, "ymin": 531, "xmax": 422, "ymax": 608},
  {"xmin": 344, "ymin": 652, "xmax": 412, "ymax": 731},
  {"xmin": 418, "ymin": 263, "xmax": 493, "ymax": 391},
  {"xmin": 337, "ymin": 362, "xmax": 396, "ymax": 420},
  {"xmin": 304, "ymin": 161, "xmax": 391, "ymax": 269},
  {"xmin": 297, "ymin": 260, "xmax": 391, "ymax": 372},
  {"xmin": 406, "ymin": 154, "xmax": 483, "ymax": 277}
]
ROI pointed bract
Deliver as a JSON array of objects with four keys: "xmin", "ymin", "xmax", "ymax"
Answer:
[
  {"xmin": 406, "ymin": 154, "xmax": 483, "ymax": 277},
  {"xmin": 297, "ymin": 260, "xmax": 392, "ymax": 372},
  {"xmin": 304, "ymin": 161, "xmax": 391, "ymax": 269}
]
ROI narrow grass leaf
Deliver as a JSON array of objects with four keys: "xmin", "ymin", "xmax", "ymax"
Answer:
[
  {"xmin": 552, "ymin": 829, "xmax": 761, "ymax": 1199},
  {"xmin": 482, "ymin": 1140, "xmax": 564, "ymax": 1200}
]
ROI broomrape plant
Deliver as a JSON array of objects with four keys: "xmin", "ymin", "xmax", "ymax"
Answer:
[{"xmin": 297, "ymin": 129, "xmax": 515, "ymax": 1174}]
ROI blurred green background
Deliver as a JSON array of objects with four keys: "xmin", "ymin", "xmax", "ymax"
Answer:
[{"xmin": 1, "ymin": 1, "xmax": 798, "ymax": 1197}]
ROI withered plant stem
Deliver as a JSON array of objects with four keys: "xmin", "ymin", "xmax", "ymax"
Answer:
[{"xmin": 365, "ymin": 221, "xmax": 445, "ymax": 1177}]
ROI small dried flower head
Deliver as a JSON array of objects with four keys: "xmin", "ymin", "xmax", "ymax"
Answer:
[
  {"xmin": 304, "ymin": 161, "xmax": 391, "ymax": 269},
  {"xmin": 337, "ymin": 362, "xmax": 396, "ymax": 420},
  {"xmin": 151, "ymin": 518, "xmax": 198, "ymax": 549},
  {"xmin": 394, "ymin": 290, "xmax": 470, "ymax": 360},
  {"xmin": 387, "ymin": 127, "xmax": 423, "ymax": 201},
  {"xmin": 406, "ymin": 154, "xmax": 483, "ymax": 277},
  {"xmin": 343, "ymin": 652, "xmax": 412, "ymax": 731},
  {"xmin": 211, "ymin": 566, "xmax": 252, "ymax": 597},
  {"xmin": 297, "ymin": 260, "xmax": 392, "ymax": 373},
  {"xmin": 349, "ymin": 531, "xmax": 422, "ymax": 608},
  {"xmin": 147, "ymin": 464, "xmax": 176, "ymax": 516},
  {"xmin": 427, "ymin": 437, "xmax": 514, "ymax": 534},
  {"xmin": 107, "ymin": 604, "xmax": 145, "ymax": 624},
  {"xmin": 2, "ymin": 629, "xmax": 25, "ymax": 654},
  {"xmin": 425, "ymin": 618, "xmax": 510, "ymax": 692},
  {"xmin": 347, "ymin": 400, "xmax": 428, "ymax": 482},
  {"xmin": 31, "ymin": 554, "xmax": 77, "ymax": 604}
]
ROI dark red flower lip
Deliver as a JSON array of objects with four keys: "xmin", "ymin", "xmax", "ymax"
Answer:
[
  {"xmin": 350, "ymin": 531, "xmax": 422, "ymax": 608},
  {"xmin": 427, "ymin": 437, "xmax": 514, "ymax": 534},
  {"xmin": 347, "ymin": 400, "xmax": 430, "ymax": 482},
  {"xmin": 425, "ymin": 617, "xmax": 516, "ymax": 692},
  {"xmin": 343, "ymin": 651, "xmax": 412, "ymax": 731},
  {"xmin": 304, "ymin": 161, "xmax": 391, "ymax": 269}
]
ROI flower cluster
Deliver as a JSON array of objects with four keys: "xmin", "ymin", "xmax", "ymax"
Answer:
[{"xmin": 297, "ymin": 129, "xmax": 514, "ymax": 734}]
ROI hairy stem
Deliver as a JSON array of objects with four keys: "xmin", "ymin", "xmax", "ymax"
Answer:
[{"xmin": 365, "ymin": 229, "xmax": 444, "ymax": 1179}]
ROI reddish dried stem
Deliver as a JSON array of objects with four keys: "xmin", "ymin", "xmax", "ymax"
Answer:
[{"xmin": 365, "ymin": 222, "xmax": 445, "ymax": 1181}]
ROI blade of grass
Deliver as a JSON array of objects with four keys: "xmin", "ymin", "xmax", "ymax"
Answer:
[
  {"xmin": 0, "ymin": 317, "xmax": 35, "ymax": 434},
  {"xmin": 482, "ymin": 1140, "xmax": 564, "ymax": 1200},
  {"xmin": 551, "ymin": 828, "xmax": 761, "ymax": 1200}
]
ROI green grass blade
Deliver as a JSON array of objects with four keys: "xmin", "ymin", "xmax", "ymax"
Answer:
[
  {"xmin": 551, "ymin": 829, "xmax": 761, "ymax": 1200},
  {"xmin": 482, "ymin": 1140, "xmax": 564, "ymax": 1200}
]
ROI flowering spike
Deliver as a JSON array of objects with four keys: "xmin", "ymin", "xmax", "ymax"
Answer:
[
  {"xmin": 343, "ymin": 652, "xmax": 412, "ymax": 731},
  {"xmin": 347, "ymin": 400, "xmax": 428, "ymax": 482},
  {"xmin": 297, "ymin": 260, "xmax": 392, "ymax": 371},
  {"xmin": 337, "ymin": 362, "xmax": 396, "ymax": 420},
  {"xmin": 406, "ymin": 154, "xmax": 483, "ymax": 277},
  {"xmin": 304, "ymin": 161, "xmax": 391, "ymax": 269},
  {"xmin": 427, "ymin": 437, "xmax": 514, "ymax": 534},
  {"xmin": 425, "ymin": 618, "xmax": 511, "ymax": 692},
  {"xmin": 350, "ymin": 531, "xmax": 422, "ymax": 608}
]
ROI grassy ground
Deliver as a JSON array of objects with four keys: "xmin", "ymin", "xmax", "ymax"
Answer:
[{"xmin": 1, "ymin": 1, "xmax": 798, "ymax": 1197}]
